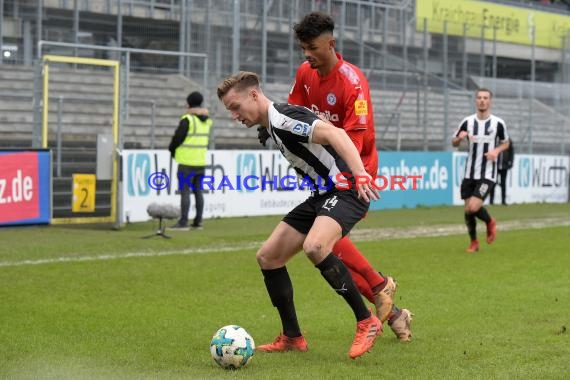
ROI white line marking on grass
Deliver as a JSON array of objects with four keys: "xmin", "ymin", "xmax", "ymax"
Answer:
[
  {"xmin": 1, "ymin": 217, "xmax": 569, "ymax": 268},
  {"xmin": 352, "ymin": 217, "xmax": 570, "ymax": 241},
  {"xmin": 0, "ymin": 243, "xmax": 261, "ymax": 268}
]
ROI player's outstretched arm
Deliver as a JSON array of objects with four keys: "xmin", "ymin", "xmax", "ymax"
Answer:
[{"xmin": 312, "ymin": 121, "xmax": 379, "ymax": 202}]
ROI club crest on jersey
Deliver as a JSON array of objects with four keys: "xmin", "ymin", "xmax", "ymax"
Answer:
[
  {"xmin": 327, "ymin": 93, "xmax": 337, "ymax": 105},
  {"xmin": 292, "ymin": 123, "xmax": 310, "ymax": 136}
]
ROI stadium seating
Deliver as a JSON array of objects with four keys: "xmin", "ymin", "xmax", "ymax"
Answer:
[{"xmin": 1, "ymin": 63, "xmax": 568, "ymax": 154}]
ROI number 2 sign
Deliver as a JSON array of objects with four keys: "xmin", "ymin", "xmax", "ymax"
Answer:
[{"xmin": 72, "ymin": 174, "xmax": 96, "ymax": 212}]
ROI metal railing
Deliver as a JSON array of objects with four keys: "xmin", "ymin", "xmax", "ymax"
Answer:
[
  {"xmin": 2, "ymin": 0, "xmax": 570, "ymax": 154},
  {"xmin": 37, "ymin": 40, "xmax": 208, "ymax": 89}
]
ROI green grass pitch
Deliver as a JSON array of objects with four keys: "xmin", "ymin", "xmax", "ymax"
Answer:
[{"xmin": 1, "ymin": 203, "xmax": 569, "ymax": 379}]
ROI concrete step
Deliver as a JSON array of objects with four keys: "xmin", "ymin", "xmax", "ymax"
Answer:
[
  {"xmin": 0, "ymin": 136, "xmax": 33, "ymax": 148},
  {"xmin": 51, "ymin": 148, "xmax": 98, "ymax": 162},
  {"xmin": 0, "ymin": 68, "xmax": 34, "ymax": 81},
  {"xmin": 0, "ymin": 126, "xmax": 34, "ymax": 139}
]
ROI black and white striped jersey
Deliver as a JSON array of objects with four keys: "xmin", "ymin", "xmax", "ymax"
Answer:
[
  {"xmin": 267, "ymin": 102, "xmax": 352, "ymax": 195},
  {"xmin": 454, "ymin": 114, "xmax": 509, "ymax": 182}
]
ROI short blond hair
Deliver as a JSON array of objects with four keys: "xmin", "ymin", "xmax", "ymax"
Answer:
[{"xmin": 217, "ymin": 71, "xmax": 261, "ymax": 100}]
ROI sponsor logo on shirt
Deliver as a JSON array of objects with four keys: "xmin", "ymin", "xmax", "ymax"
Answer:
[
  {"xmin": 355, "ymin": 99, "xmax": 368, "ymax": 116},
  {"xmin": 310, "ymin": 105, "xmax": 339, "ymax": 123},
  {"xmin": 470, "ymin": 135, "xmax": 495, "ymax": 144},
  {"xmin": 292, "ymin": 123, "xmax": 310, "ymax": 136}
]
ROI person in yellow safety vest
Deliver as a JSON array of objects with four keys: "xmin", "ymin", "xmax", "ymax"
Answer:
[{"xmin": 168, "ymin": 91, "xmax": 213, "ymax": 229}]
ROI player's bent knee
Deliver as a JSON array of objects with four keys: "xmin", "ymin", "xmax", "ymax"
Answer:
[
  {"xmin": 256, "ymin": 248, "xmax": 274, "ymax": 269},
  {"xmin": 302, "ymin": 239, "xmax": 328, "ymax": 264},
  {"xmin": 467, "ymin": 205, "xmax": 481, "ymax": 214},
  {"xmin": 302, "ymin": 239, "xmax": 322, "ymax": 256},
  {"xmin": 256, "ymin": 247, "xmax": 289, "ymax": 269}
]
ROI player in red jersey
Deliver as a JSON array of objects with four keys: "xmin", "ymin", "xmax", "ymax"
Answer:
[
  {"xmin": 288, "ymin": 49, "xmax": 377, "ymax": 178},
  {"xmin": 289, "ymin": 12, "xmax": 412, "ymax": 341}
]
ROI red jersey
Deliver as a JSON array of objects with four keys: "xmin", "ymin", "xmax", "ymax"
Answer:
[{"xmin": 288, "ymin": 53, "xmax": 378, "ymax": 176}]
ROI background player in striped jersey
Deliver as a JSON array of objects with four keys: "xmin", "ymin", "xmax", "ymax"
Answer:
[
  {"xmin": 218, "ymin": 71, "xmax": 381, "ymax": 359},
  {"xmin": 452, "ymin": 88, "xmax": 511, "ymax": 253},
  {"xmin": 289, "ymin": 11, "xmax": 411, "ymax": 340}
]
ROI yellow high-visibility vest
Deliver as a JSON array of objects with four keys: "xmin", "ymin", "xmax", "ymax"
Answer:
[{"xmin": 175, "ymin": 114, "xmax": 212, "ymax": 166}]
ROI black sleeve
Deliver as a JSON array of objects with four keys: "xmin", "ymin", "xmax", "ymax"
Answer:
[
  {"xmin": 496, "ymin": 122, "xmax": 506, "ymax": 141},
  {"xmin": 168, "ymin": 118, "xmax": 190, "ymax": 157},
  {"xmin": 454, "ymin": 120, "xmax": 468, "ymax": 137}
]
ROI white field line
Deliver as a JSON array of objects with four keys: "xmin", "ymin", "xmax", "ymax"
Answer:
[
  {"xmin": 0, "ymin": 243, "xmax": 261, "ymax": 268},
  {"xmin": 1, "ymin": 217, "xmax": 569, "ymax": 268},
  {"xmin": 351, "ymin": 216, "xmax": 570, "ymax": 241}
]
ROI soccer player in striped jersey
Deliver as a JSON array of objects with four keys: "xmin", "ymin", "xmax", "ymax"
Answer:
[
  {"xmin": 217, "ymin": 71, "xmax": 381, "ymax": 359},
  {"xmin": 452, "ymin": 88, "xmax": 511, "ymax": 253}
]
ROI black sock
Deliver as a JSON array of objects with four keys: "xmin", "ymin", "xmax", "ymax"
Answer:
[
  {"xmin": 475, "ymin": 207, "xmax": 492, "ymax": 224},
  {"xmin": 316, "ymin": 253, "xmax": 370, "ymax": 321},
  {"xmin": 464, "ymin": 213, "xmax": 477, "ymax": 241},
  {"xmin": 261, "ymin": 267, "xmax": 301, "ymax": 338}
]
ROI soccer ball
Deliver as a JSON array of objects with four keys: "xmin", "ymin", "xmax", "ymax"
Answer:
[{"xmin": 210, "ymin": 325, "xmax": 255, "ymax": 369}]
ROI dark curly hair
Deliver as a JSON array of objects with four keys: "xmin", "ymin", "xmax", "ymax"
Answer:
[{"xmin": 293, "ymin": 12, "xmax": 335, "ymax": 43}]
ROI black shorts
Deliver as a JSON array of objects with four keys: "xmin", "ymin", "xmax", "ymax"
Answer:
[
  {"xmin": 282, "ymin": 188, "xmax": 369, "ymax": 237},
  {"xmin": 460, "ymin": 178, "xmax": 495, "ymax": 200}
]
